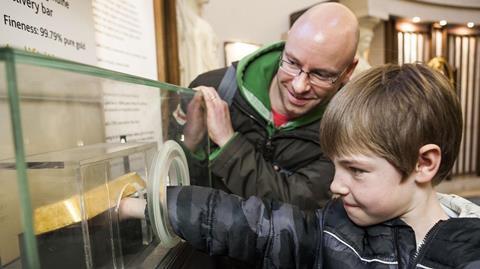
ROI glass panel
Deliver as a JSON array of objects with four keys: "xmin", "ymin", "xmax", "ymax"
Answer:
[
  {"xmin": 0, "ymin": 48, "xmax": 206, "ymax": 268},
  {"xmin": 0, "ymin": 59, "xmax": 27, "ymax": 268}
]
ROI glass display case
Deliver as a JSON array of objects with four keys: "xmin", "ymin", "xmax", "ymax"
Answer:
[{"xmin": 0, "ymin": 48, "xmax": 205, "ymax": 268}]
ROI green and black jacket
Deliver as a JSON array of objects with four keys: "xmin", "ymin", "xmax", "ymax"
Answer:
[{"xmin": 188, "ymin": 42, "xmax": 333, "ymax": 209}]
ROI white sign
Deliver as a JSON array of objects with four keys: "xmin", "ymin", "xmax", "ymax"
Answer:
[
  {"xmin": 1, "ymin": 0, "xmax": 163, "ymax": 146},
  {"xmin": 92, "ymin": 0, "xmax": 158, "ymax": 80},
  {"xmin": 103, "ymin": 82, "xmax": 162, "ymax": 145},
  {"xmin": 93, "ymin": 0, "xmax": 162, "ymax": 146},
  {"xmin": 0, "ymin": 0, "xmax": 97, "ymax": 65}
]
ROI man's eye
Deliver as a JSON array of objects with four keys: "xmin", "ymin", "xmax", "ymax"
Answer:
[
  {"xmin": 286, "ymin": 59, "xmax": 298, "ymax": 65},
  {"xmin": 311, "ymin": 72, "xmax": 333, "ymax": 80}
]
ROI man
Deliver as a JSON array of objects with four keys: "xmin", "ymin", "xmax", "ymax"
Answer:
[{"xmin": 181, "ymin": 2, "xmax": 359, "ymax": 210}]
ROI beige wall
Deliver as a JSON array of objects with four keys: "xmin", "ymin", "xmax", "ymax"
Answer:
[
  {"xmin": 369, "ymin": 22, "xmax": 385, "ymax": 67},
  {"xmin": 200, "ymin": 0, "xmax": 480, "ymax": 68},
  {"xmin": 202, "ymin": 0, "xmax": 326, "ymax": 65}
]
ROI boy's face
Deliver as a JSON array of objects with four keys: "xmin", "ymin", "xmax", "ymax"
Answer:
[{"xmin": 330, "ymin": 153, "xmax": 416, "ymax": 226}]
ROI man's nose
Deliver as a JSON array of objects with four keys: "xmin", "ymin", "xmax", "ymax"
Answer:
[{"xmin": 291, "ymin": 72, "xmax": 311, "ymax": 94}]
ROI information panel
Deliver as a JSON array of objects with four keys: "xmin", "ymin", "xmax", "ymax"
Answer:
[
  {"xmin": 1, "ymin": 0, "xmax": 162, "ymax": 147},
  {"xmin": 1, "ymin": 0, "xmax": 97, "ymax": 65},
  {"xmin": 93, "ymin": 0, "xmax": 158, "ymax": 80}
]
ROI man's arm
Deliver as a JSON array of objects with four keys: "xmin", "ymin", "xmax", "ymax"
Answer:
[
  {"xmin": 166, "ymin": 185, "xmax": 321, "ymax": 268},
  {"xmin": 211, "ymin": 134, "xmax": 334, "ymax": 209},
  {"xmin": 188, "ymin": 69, "xmax": 334, "ymax": 208},
  {"xmin": 196, "ymin": 86, "xmax": 333, "ymax": 208}
]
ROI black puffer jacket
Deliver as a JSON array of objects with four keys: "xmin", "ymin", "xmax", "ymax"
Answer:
[
  {"xmin": 188, "ymin": 42, "xmax": 334, "ymax": 209},
  {"xmin": 167, "ymin": 186, "xmax": 480, "ymax": 269}
]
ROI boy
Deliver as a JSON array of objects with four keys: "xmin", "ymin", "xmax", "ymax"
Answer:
[{"xmin": 122, "ymin": 64, "xmax": 480, "ymax": 268}]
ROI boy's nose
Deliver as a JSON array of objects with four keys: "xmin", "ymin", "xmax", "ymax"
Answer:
[{"xmin": 329, "ymin": 174, "xmax": 349, "ymax": 196}]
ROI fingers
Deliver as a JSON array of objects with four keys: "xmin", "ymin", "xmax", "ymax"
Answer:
[
  {"xmin": 196, "ymin": 87, "xmax": 222, "ymax": 116},
  {"xmin": 193, "ymin": 90, "xmax": 204, "ymax": 104},
  {"xmin": 193, "ymin": 86, "xmax": 218, "ymax": 99},
  {"xmin": 197, "ymin": 86, "xmax": 220, "ymax": 102},
  {"xmin": 187, "ymin": 90, "xmax": 205, "ymax": 112},
  {"xmin": 191, "ymin": 86, "xmax": 233, "ymax": 147},
  {"xmin": 191, "ymin": 86, "xmax": 221, "ymax": 110}
]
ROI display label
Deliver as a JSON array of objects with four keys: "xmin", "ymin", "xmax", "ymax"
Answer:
[
  {"xmin": 0, "ymin": 0, "xmax": 97, "ymax": 64},
  {"xmin": 92, "ymin": 0, "xmax": 158, "ymax": 80},
  {"xmin": 103, "ymin": 82, "xmax": 163, "ymax": 146}
]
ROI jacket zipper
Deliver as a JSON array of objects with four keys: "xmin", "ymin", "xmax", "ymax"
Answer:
[
  {"xmin": 407, "ymin": 221, "xmax": 443, "ymax": 269},
  {"xmin": 233, "ymin": 101, "xmax": 267, "ymax": 128},
  {"xmin": 394, "ymin": 227, "xmax": 403, "ymax": 268}
]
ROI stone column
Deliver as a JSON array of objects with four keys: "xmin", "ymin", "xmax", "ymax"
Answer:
[{"xmin": 352, "ymin": 16, "xmax": 381, "ymax": 77}]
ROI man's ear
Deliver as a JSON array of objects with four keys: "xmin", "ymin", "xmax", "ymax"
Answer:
[
  {"xmin": 414, "ymin": 144, "xmax": 442, "ymax": 184},
  {"xmin": 341, "ymin": 57, "xmax": 359, "ymax": 84}
]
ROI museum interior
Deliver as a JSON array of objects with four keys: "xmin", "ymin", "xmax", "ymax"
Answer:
[{"xmin": 1, "ymin": 0, "xmax": 480, "ymax": 268}]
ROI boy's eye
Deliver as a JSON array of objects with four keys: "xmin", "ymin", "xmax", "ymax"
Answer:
[{"xmin": 349, "ymin": 167, "xmax": 367, "ymax": 175}]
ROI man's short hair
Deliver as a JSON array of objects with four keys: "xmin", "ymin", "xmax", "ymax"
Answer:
[{"xmin": 319, "ymin": 63, "xmax": 462, "ymax": 185}]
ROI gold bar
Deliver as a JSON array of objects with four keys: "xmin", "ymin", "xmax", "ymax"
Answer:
[{"xmin": 34, "ymin": 172, "xmax": 145, "ymax": 235}]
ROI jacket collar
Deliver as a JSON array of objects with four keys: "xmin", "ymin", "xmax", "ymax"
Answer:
[{"xmin": 437, "ymin": 192, "xmax": 480, "ymax": 218}]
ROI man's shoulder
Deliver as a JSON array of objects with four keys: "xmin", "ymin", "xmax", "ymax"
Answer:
[{"xmin": 189, "ymin": 66, "xmax": 231, "ymax": 89}]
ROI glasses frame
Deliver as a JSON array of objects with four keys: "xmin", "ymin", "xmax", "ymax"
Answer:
[{"xmin": 279, "ymin": 58, "xmax": 350, "ymax": 87}]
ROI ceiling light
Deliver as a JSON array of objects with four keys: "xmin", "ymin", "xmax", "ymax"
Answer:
[
  {"xmin": 397, "ymin": 22, "xmax": 416, "ymax": 32},
  {"xmin": 412, "ymin": 16, "xmax": 421, "ymax": 23},
  {"xmin": 467, "ymin": 22, "xmax": 475, "ymax": 28},
  {"xmin": 439, "ymin": 20, "xmax": 447, "ymax": 26}
]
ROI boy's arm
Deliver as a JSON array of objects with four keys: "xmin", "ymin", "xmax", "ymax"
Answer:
[{"xmin": 167, "ymin": 185, "xmax": 322, "ymax": 268}]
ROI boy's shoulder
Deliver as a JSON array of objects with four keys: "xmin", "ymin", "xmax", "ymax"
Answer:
[
  {"xmin": 321, "ymin": 199, "xmax": 415, "ymax": 264},
  {"xmin": 425, "ymin": 193, "xmax": 480, "ymax": 266},
  {"xmin": 321, "ymin": 198, "xmax": 480, "ymax": 268},
  {"xmin": 422, "ymin": 217, "xmax": 480, "ymax": 268},
  {"xmin": 437, "ymin": 193, "xmax": 480, "ymax": 218}
]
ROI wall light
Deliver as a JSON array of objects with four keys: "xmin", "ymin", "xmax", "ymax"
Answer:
[
  {"xmin": 224, "ymin": 41, "xmax": 262, "ymax": 66},
  {"xmin": 412, "ymin": 16, "xmax": 421, "ymax": 23},
  {"xmin": 467, "ymin": 22, "xmax": 475, "ymax": 28},
  {"xmin": 397, "ymin": 22, "xmax": 417, "ymax": 32},
  {"xmin": 439, "ymin": 20, "xmax": 447, "ymax": 26}
]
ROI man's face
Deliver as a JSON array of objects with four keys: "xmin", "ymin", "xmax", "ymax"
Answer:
[
  {"xmin": 330, "ymin": 153, "xmax": 416, "ymax": 226},
  {"xmin": 272, "ymin": 37, "xmax": 354, "ymax": 119}
]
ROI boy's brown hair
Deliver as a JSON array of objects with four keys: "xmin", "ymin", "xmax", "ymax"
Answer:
[{"xmin": 320, "ymin": 63, "xmax": 462, "ymax": 185}]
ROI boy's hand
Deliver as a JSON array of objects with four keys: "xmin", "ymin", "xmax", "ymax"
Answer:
[{"xmin": 118, "ymin": 197, "xmax": 146, "ymax": 220}]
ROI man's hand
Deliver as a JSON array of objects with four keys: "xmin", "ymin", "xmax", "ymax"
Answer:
[
  {"xmin": 198, "ymin": 86, "xmax": 234, "ymax": 147},
  {"xmin": 183, "ymin": 90, "xmax": 207, "ymax": 152}
]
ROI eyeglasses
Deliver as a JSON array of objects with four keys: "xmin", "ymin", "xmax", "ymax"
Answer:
[{"xmin": 279, "ymin": 58, "xmax": 349, "ymax": 87}]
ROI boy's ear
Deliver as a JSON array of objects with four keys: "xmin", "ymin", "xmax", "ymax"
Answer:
[{"xmin": 414, "ymin": 144, "xmax": 441, "ymax": 184}]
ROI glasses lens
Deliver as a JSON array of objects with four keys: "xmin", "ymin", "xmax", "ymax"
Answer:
[
  {"xmin": 280, "ymin": 60, "xmax": 299, "ymax": 75},
  {"xmin": 309, "ymin": 74, "xmax": 334, "ymax": 87},
  {"xmin": 280, "ymin": 58, "xmax": 342, "ymax": 87}
]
